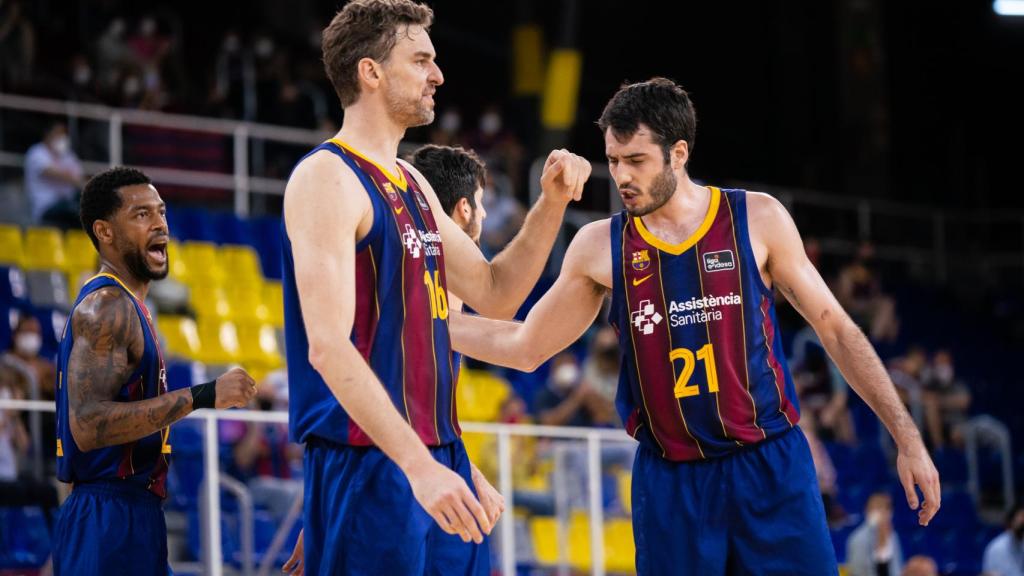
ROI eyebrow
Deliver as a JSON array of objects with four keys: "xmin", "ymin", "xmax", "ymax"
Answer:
[
  {"xmin": 608, "ymin": 152, "xmax": 647, "ymax": 160},
  {"xmin": 130, "ymin": 201, "xmax": 166, "ymax": 212},
  {"xmin": 413, "ymin": 51, "xmax": 435, "ymax": 60}
]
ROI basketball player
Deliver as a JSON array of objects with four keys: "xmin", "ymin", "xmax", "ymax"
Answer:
[
  {"xmin": 53, "ymin": 166, "xmax": 257, "ymax": 575},
  {"xmin": 282, "ymin": 1, "xmax": 590, "ymax": 574},
  {"xmin": 282, "ymin": 144, "xmax": 501, "ymax": 576},
  {"xmin": 450, "ymin": 78, "xmax": 940, "ymax": 574}
]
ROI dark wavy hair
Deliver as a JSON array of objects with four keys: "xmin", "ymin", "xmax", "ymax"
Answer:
[
  {"xmin": 409, "ymin": 145, "xmax": 486, "ymax": 215},
  {"xmin": 79, "ymin": 166, "xmax": 151, "ymax": 249},
  {"xmin": 597, "ymin": 77, "xmax": 697, "ymax": 163}
]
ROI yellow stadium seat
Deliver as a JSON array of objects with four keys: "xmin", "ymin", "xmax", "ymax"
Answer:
[
  {"xmin": 196, "ymin": 318, "xmax": 240, "ymax": 365},
  {"xmin": 224, "ymin": 282, "xmax": 270, "ymax": 323},
  {"xmin": 457, "ymin": 369, "xmax": 512, "ymax": 422},
  {"xmin": 529, "ymin": 517, "xmax": 561, "ymax": 565},
  {"xmin": 221, "ymin": 244, "xmax": 263, "ymax": 283},
  {"xmin": 157, "ymin": 315, "xmax": 202, "ymax": 360},
  {"xmin": 603, "ymin": 518, "xmax": 635, "ymax": 573},
  {"xmin": 619, "ymin": 472, "xmax": 632, "ymax": 513},
  {"xmin": 0, "ymin": 224, "xmax": 24, "ymax": 267},
  {"xmin": 262, "ymin": 281, "xmax": 284, "ymax": 327},
  {"xmin": 236, "ymin": 321, "xmax": 284, "ymax": 371},
  {"xmin": 568, "ymin": 512, "xmax": 592, "ymax": 571},
  {"xmin": 460, "ymin": 432, "xmax": 489, "ymax": 465},
  {"xmin": 63, "ymin": 229, "xmax": 97, "ymax": 273},
  {"xmin": 190, "ymin": 283, "xmax": 232, "ymax": 319},
  {"xmin": 181, "ymin": 241, "xmax": 226, "ymax": 286},
  {"xmin": 23, "ymin": 227, "xmax": 66, "ymax": 270},
  {"xmin": 167, "ymin": 240, "xmax": 191, "ymax": 283}
]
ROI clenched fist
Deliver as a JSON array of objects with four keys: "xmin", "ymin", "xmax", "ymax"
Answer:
[
  {"xmin": 214, "ymin": 367, "xmax": 257, "ymax": 409},
  {"xmin": 540, "ymin": 149, "xmax": 592, "ymax": 204}
]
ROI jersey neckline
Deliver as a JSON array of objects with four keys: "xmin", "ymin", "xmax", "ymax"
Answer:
[
  {"xmin": 327, "ymin": 138, "xmax": 409, "ymax": 191},
  {"xmin": 633, "ymin": 186, "xmax": 721, "ymax": 255}
]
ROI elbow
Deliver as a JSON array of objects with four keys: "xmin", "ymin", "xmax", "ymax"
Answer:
[
  {"xmin": 517, "ymin": 349, "xmax": 547, "ymax": 373},
  {"xmin": 307, "ymin": 341, "xmax": 332, "ymax": 375},
  {"xmin": 69, "ymin": 419, "xmax": 96, "ymax": 453}
]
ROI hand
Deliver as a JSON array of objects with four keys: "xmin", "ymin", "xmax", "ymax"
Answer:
[
  {"xmin": 282, "ymin": 529, "xmax": 303, "ymax": 575},
  {"xmin": 214, "ymin": 367, "xmax": 257, "ymax": 409},
  {"xmin": 896, "ymin": 440, "xmax": 941, "ymax": 526},
  {"xmin": 471, "ymin": 465, "xmax": 506, "ymax": 528},
  {"xmin": 540, "ymin": 149, "xmax": 592, "ymax": 204},
  {"xmin": 406, "ymin": 458, "xmax": 492, "ymax": 544}
]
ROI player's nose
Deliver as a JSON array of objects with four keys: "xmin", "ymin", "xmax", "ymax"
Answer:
[{"xmin": 429, "ymin": 61, "xmax": 444, "ymax": 86}]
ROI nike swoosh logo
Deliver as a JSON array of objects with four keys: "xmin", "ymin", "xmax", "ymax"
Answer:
[
  {"xmin": 633, "ymin": 274, "xmax": 654, "ymax": 286},
  {"xmin": 395, "ymin": 206, "xmax": 404, "ymax": 215}
]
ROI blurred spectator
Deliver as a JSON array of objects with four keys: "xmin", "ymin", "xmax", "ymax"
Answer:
[
  {"xmin": 791, "ymin": 325, "xmax": 855, "ymax": 444},
  {"xmin": 920, "ymin": 349, "xmax": 970, "ymax": 450},
  {"xmin": 888, "ymin": 345, "xmax": 928, "ymax": 426},
  {"xmin": 5, "ymin": 315, "xmax": 56, "ymax": 395},
  {"xmin": 24, "ymin": 121, "xmax": 85, "ymax": 228},
  {"xmin": 799, "ymin": 413, "xmax": 846, "ymax": 525},
  {"xmin": 982, "ymin": 504, "xmax": 1024, "ymax": 576},
  {"xmin": 0, "ymin": 0, "xmax": 35, "ymax": 88},
  {"xmin": 0, "ymin": 361, "xmax": 59, "ymax": 528},
  {"xmin": 209, "ymin": 30, "xmax": 255, "ymax": 119},
  {"xmin": 465, "ymin": 104, "xmax": 525, "ymax": 192},
  {"xmin": 581, "ymin": 324, "xmax": 621, "ymax": 426},
  {"xmin": 479, "ymin": 176, "xmax": 526, "ymax": 257},
  {"xmin": 900, "ymin": 555, "xmax": 937, "ymax": 576},
  {"xmin": 224, "ymin": 371, "xmax": 301, "ymax": 522},
  {"xmin": 430, "ymin": 108, "xmax": 464, "ymax": 147},
  {"xmin": 846, "ymin": 492, "xmax": 903, "ymax": 576},
  {"xmin": 534, "ymin": 352, "xmax": 616, "ymax": 428},
  {"xmin": 836, "ymin": 242, "xmax": 899, "ymax": 343}
]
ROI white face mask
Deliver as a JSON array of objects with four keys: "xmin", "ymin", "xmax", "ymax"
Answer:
[
  {"xmin": 479, "ymin": 112, "xmax": 501, "ymax": 136},
  {"xmin": 439, "ymin": 110, "xmax": 461, "ymax": 133},
  {"xmin": 552, "ymin": 363, "xmax": 580, "ymax": 391},
  {"xmin": 51, "ymin": 136, "xmax": 70, "ymax": 155},
  {"xmin": 15, "ymin": 332, "xmax": 42, "ymax": 356}
]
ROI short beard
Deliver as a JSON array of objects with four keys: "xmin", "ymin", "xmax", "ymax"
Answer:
[
  {"xmin": 121, "ymin": 241, "xmax": 169, "ymax": 283},
  {"xmin": 625, "ymin": 163, "xmax": 676, "ymax": 217},
  {"xmin": 384, "ymin": 82, "xmax": 434, "ymax": 128}
]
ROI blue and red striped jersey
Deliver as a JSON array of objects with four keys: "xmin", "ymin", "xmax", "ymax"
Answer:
[
  {"xmin": 609, "ymin": 187, "xmax": 800, "ymax": 461},
  {"xmin": 55, "ymin": 273, "xmax": 170, "ymax": 497},
  {"xmin": 284, "ymin": 139, "xmax": 459, "ymax": 447}
]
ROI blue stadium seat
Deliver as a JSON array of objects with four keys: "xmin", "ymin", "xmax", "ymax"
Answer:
[
  {"xmin": 175, "ymin": 208, "xmax": 218, "ymax": 243},
  {"xmin": 211, "ymin": 212, "xmax": 251, "ymax": 245},
  {"xmin": 247, "ymin": 217, "xmax": 283, "ymax": 279},
  {"xmin": 0, "ymin": 266, "xmax": 29, "ymax": 309},
  {"xmin": 932, "ymin": 447, "xmax": 969, "ymax": 488},
  {"xmin": 30, "ymin": 307, "xmax": 68, "ymax": 360},
  {"xmin": 0, "ymin": 507, "xmax": 51, "ymax": 569}
]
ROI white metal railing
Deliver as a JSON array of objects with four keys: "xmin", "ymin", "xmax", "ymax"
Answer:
[{"xmin": 0, "ymin": 398, "xmax": 635, "ymax": 576}]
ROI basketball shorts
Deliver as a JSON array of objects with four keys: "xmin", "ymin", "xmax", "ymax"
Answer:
[
  {"xmin": 632, "ymin": 426, "xmax": 838, "ymax": 575},
  {"xmin": 53, "ymin": 479, "xmax": 170, "ymax": 576},
  {"xmin": 303, "ymin": 437, "xmax": 489, "ymax": 576}
]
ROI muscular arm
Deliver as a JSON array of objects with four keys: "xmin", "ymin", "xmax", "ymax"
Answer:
[
  {"xmin": 68, "ymin": 288, "xmax": 193, "ymax": 452},
  {"xmin": 450, "ymin": 220, "xmax": 610, "ymax": 371},
  {"xmin": 401, "ymin": 150, "xmax": 589, "ymax": 319},
  {"xmin": 752, "ymin": 193, "xmax": 940, "ymax": 524}
]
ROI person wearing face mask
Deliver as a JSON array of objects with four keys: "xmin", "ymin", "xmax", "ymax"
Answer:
[
  {"xmin": 581, "ymin": 324, "xmax": 622, "ymax": 426},
  {"xmin": 846, "ymin": 492, "xmax": 904, "ymax": 576},
  {"xmin": 534, "ymin": 352, "xmax": 616, "ymax": 428},
  {"xmin": 983, "ymin": 504, "xmax": 1024, "ymax": 576},
  {"xmin": 6, "ymin": 315, "xmax": 56, "ymax": 397},
  {"xmin": 24, "ymin": 121, "xmax": 85, "ymax": 228},
  {"xmin": 921, "ymin": 349, "xmax": 970, "ymax": 450}
]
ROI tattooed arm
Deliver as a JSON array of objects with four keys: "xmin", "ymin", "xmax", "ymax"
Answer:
[
  {"xmin": 748, "ymin": 192, "xmax": 940, "ymax": 526},
  {"xmin": 67, "ymin": 287, "xmax": 255, "ymax": 452}
]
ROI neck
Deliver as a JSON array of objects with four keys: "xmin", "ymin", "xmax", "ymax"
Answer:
[
  {"xmin": 335, "ymin": 99, "xmax": 406, "ymax": 168},
  {"xmin": 644, "ymin": 173, "xmax": 708, "ymax": 226},
  {"xmin": 98, "ymin": 259, "xmax": 149, "ymax": 301}
]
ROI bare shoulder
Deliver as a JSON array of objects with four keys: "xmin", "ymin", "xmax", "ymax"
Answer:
[
  {"xmin": 566, "ymin": 218, "xmax": 613, "ymax": 289},
  {"xmin": 71, "ymin": 286, "xmax": 140, "ymax": 351},
  {"xmin": 744, "ymin": 191, "xmax": 791, "ymax": 226},
  {"xmin": 284, "ymin": 148, "xmax": 371, "ymax": 233}
]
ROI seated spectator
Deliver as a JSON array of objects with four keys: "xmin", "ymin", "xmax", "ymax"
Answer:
[
  {"xmin": 6, "ymin": 315, "xmax": 56, "ymax": 392},
  {"xmin": 983, "ymin": 504, "xmax": 1024, "ymax": 576},
  {"xmin": 921, "ymin": 349, "xmax": 970, "ymax": 450},
  {"xmin": 0, "ymin": 362, "xmax": 59, "ymax": 530},
  {"xmin": 836, "ymin": 242, "xmax": 899, "ymax": 343},
  {"xmin": 581, "ymin": 324, "xmax": 621, "ymax": 426},
  {"xmin": 901, "ymin": 555, "xmax": 937, "ymax": 576},
  {"xmin": 799, "ymin": 412, "xmax": 846, "ymax": 525},
  {"xmin": 888, "ymin": 346, "xmax": 928, "ymax": 426},
  {"xmin": 223, "ymin": 375, "xmax": 301, "ymax": 522},
  {"xmin": 534, "ymin": 352, "xmax": 616, "ymax": 428},
  {"xmin": 791, "ymin": 324, "xmax": 855, "ymax": 444},
  {"xmin": 24, "ymin": 121, "xmax": 85, "ymax": 228},
  {"xmin": 846, "ymin": 492, "xmax": 903, "ymax": 576}
]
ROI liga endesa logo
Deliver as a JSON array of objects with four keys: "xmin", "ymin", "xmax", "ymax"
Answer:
[{"xmin": 702, "ymin": 250, "xmax": 735, "ymax": 273}]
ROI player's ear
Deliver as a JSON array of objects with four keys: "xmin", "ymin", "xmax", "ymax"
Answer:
[
  {"xmin": 357, "ymin": 58, "xmax": 382, "ymax": 90},
  {"xmin": 93, "ymin": 219, "xmax": 115, "ymax": 247},
  {"xmin": 455, "ymin": 197, "xmax": 472, "ymax": 224},
  {"xmin": 670, "ymin": 140, "xmax": 690, "ymax": 170}
]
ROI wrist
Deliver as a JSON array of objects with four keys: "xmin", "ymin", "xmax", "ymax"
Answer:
[
  {"xmin": 536, "ymin": 192, "xmax": 570, "ymax": 211},
  {"xmin": 396, "ymin": 447, "xmax": 435, "ymax": 478},
  {"xmin": 190, "ymin": 380, "xmax": 217, "ymax": 410}
]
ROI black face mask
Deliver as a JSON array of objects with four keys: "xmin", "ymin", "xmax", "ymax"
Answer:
[{"xmin": 258, "ymin": 398, "xmax": 274, "ymax": 412}]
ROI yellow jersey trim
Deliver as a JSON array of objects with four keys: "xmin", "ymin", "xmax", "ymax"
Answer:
[
  {"xmin": 328, "ymin": 138, "xmax": 409, "ymax": 190},
  {"xmin": 634, "ymin": 186, "xmax": 721, "ymax": 255},
  {"xmin": 87, "ymin": 272, "xmax": 140, "ymax": 302}
]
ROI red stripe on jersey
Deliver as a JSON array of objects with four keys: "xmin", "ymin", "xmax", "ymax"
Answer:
[
  {"xmin": 623, "ymin": 223, "xmax": 703, "ymax": 460},
  {"xmin": 347, "ymin": 247, "xmax": 380, "ymax": 446},
  {"xmin": 697, "ymin": 199, "xmax": 765, "ymax": 444},
  {"xmin": 760, "ymin": 296, "xmax": 800, "ymax": 425}
]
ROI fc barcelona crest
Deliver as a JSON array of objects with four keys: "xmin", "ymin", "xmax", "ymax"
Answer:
[
  {"xmin": 382, "ymin": 182, "xmax": 399, "ymax": 203},
  {"xmin": 414, "ymin": 190, "xmax": 430, "ymax": 211},
  {"xmin": 632, "ymin": 249, "xmax": 651, "ymax": 271}
]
